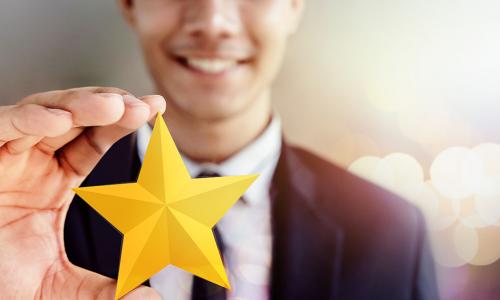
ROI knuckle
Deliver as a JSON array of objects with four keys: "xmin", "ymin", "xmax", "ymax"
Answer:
[
  {"xmin": 60, "ymin": 89, "xmax": 97, "ymax": 107},
  {"xmin": 63, "ymin": 89, "xmax": 86, "ymax": 100},
  {"xmin": 95, "ymin": 86, "xmax": 131, "ymax": 96}
]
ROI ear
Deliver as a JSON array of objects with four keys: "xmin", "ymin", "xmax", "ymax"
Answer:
[
  {"xmin": 117, "ymin": 0, "xmax": 137, "ymax": 28},
  {"xmin": 288, "ymin": 0, "xmax": 305, "ymax": 35}
]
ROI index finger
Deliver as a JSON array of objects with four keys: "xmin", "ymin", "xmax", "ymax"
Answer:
[{"xmin": 19, "ymin": 88, "xmax": 129, "ymax": 127}]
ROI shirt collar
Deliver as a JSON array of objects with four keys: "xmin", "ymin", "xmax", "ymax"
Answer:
[{"xmin": 136, "ymin": 114, "xmax": 283, "ymax": 207}]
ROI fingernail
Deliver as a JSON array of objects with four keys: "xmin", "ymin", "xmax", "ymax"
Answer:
[
  {"xmin": 123, "ymin": 94, "xmax": 146, "ymax": 107},
  {"xmin": 98, "ymin": 93, "xmax": 123, "ymax": 100},
  {"xmin": 47, "ymin": 108, "xmax": 72, "ymax": 117}
]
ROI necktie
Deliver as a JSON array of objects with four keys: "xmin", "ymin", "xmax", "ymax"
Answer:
[{"xmin": 191, "ymin": 171, "xmax": 227, "ymax": 300}]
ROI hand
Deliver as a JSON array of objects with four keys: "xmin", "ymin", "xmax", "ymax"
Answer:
[{"xmin": 0, "ymin": 87, "xmax": 165, "ymax": 299}]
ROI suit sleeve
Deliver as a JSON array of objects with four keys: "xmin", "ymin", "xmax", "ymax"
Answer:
[{"xmin": 412, "ymin": 210, "xmax": 440, "ymax": 300}]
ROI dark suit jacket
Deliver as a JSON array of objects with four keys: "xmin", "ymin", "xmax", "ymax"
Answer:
[{"xmin": 65, "ymin": 133, "xmax": 439, "ymax": 300}]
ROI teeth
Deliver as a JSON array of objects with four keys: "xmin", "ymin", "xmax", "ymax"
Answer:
[{"xmin": 186, "ymin": 58, "xmax": 237, "ymax": 73}]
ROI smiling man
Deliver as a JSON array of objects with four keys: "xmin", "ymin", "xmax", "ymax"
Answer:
[{"xmin": 0, "ymin": 0, "xmax": 438, "ymax": 299}]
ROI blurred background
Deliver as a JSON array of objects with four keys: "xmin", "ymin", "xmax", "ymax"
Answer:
[{"xmin": 1, "ymin": 0, "xmax": 499, "ymax": 299}]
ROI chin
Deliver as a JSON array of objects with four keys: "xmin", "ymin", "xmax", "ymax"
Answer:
[{"xmin": 173, "ymin": 93, "xmax": 251, "ymax": 122}]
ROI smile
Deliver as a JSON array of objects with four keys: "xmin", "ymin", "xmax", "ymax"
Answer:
[
  {"xmin": 186, "ymin": 58, "xmax": 238, "ymax": 73},
  {"xmin": 174, "ymin": 55, "xmax": 250, "ymax": 76}
]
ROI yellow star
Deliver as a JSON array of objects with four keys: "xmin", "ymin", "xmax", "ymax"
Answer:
[{"xmin": 73, "ymin": 114, "xmax": 258, "ymax": 299}]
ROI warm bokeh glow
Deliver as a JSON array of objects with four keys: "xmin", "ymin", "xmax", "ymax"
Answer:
[{"xmin": 349, "ymin": 144, "xmax": 500, "ymax": 270}]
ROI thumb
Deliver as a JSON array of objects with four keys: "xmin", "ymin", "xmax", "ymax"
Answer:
[
  {"xmin": 45, "ymin": 265, "xmax": 161, "ymax": 300},
  {"xmin": 121, "ymin": 286, "xmax": 162, "ymax": 300}
]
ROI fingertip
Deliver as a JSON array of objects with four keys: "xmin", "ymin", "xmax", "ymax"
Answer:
[
  {"xmin": 68, "ymin": 92, "xmax": 125, "ymax": 126},
  {"xmin": 123, "ymin": 94, "xmax": 148, "ymax": 108},
  {"xmin": 115, "ymin": 95, "xmax": 151, "ymax": 130},
  {"xmin": 139, "ymin": 95, "xmax": 166, "ymax": 116},
  {"xmin": 92, "ymin": 93, "xmax": 126, "ymax": 125},
  {"xmin": 124, "ymin": 95, "xmax": 151, "ymax": 119}
]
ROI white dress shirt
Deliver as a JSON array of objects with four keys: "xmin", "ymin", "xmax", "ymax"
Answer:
[{"xmin": 136, "ymin": 115, "xmax": 282, "ymax": 300}]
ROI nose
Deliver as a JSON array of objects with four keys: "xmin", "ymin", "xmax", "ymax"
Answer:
[{"xmin": 183, "ymin": 0, "xmax": 240, "ymax": 40}]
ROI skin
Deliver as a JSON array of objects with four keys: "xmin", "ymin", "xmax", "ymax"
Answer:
[
  {"xmin": 119, "ymin": 0, "xmax": 304, "ymax": 162},
  {"xmin": 0, "ymin": 0, "xmax": 303, "ymax": 298},
  {"xmin": 0, "ymin": 87, "xmax": 167, "ymax": 299}
]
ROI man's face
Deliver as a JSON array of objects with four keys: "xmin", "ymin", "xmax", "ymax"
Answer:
[{"xmin": 122, "ymin": 0, "xmax": 303, "ymax": 121}]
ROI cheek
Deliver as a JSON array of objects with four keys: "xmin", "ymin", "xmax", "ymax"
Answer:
[
  {"xmin": 134, "ymin": 3, "xmax": 179, "ymax": 47},
  {"xmin": 245, "ymin": 0, "xmax": 291, "ymax": 54},
  {"xmin": 244, "ymin": 2, "xmax": 291, "ymax": 78},
  {"xmin": 245, "ymin": 0, "xmax": 292, "ymax": 33}
]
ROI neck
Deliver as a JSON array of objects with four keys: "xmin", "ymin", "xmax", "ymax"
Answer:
[{"xmin": 160, "ymin": 91, "xmax": 272, "ymax": 164}]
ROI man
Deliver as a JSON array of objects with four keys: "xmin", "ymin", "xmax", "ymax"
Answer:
[{"xmin": 0, "ymin": 0, "xmax": 438, "ymax": 299}]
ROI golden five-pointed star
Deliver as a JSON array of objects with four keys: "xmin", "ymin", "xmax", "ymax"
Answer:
[{"xmin": 73, "ymin": 114, "xmax": 258, "ymax": 299}]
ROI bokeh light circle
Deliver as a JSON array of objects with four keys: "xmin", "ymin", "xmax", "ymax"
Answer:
[{"xmin": 430, "ymin": 147, "xmax": 484, "ymax": 200}]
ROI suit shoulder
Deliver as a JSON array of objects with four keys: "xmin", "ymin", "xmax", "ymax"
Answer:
[{"xmin": 287, "ymin": 145, "xmax": 423, "ymax": 230}]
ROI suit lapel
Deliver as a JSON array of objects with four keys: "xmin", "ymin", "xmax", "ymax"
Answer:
[
  {"xmin": 270, "ymin": 142, "xmax": 344, "ymax": 300},
  {"xmin": 82, "ymin": 133, "xmax": 142, "ymax": 278}
]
